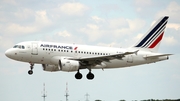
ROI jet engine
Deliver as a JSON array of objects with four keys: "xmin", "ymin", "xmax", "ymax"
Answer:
[
  {"xmin": 42, "ymin": 58, "xmax": 80, "ymax": 72},
  {"xmin": 59, "ymin": 59, "xmax": 80, "ymax": 72},
  {"xmin": 42, "ymin": 64, "xmax": 60, "ymax": 72}
]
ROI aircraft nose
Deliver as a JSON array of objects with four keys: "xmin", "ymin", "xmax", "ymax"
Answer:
[{"xmin": 5, "ymin": 49, "xmax": 11, "ymax": 58}]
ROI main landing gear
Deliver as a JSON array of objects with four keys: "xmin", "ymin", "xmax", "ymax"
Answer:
[
  {"xmin": 86, "ymin": 72, "xmax": 94, "ymax": 80},
  {"xmin": 28, "ymin": 63, "xmax": 34, "ymax": 75},
  {"xmin": 75, "ymin": 70, "xmax": 82, "ymax": 79},
  {"xmin": 75, "ymin": 69, "xmax": 94, "ymax": 80}
]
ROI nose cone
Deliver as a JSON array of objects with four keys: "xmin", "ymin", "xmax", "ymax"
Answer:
[{"xmin": 5, "ymin": 49, "xmax": 12, "ymax": 58}]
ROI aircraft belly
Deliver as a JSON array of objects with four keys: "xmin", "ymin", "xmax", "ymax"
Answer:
[
  {"xmin": 30, "ymin": 51, "xmax": 50, "ymax": 64},
  {"xmin": 104, "ymin": 59, "xmax": 127, "ymax": 68},
  {"xmin": 104, "ymin": 56, "xmax": 149, "ymax": 68}
]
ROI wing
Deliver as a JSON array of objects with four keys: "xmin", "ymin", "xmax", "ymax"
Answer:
[{"xmin": 69, "ymin": 50, "xmax": 139, "ymax": 67}]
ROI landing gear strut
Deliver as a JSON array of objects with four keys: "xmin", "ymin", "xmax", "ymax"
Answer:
[
  {"xmin": 86, "ymin": 68, "xmax": 94, "ymax": 80},
  {"xmin": 28, "ymin": 63, "xmax": 34, "ymax": 75},
  {"xmin": 75, "ymin": 70, "xmax": 82, "ymax": 79}
]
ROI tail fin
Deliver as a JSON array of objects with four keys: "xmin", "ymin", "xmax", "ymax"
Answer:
[{"xmin": 133, "ymin": 16, "xmax": 169, "ymax": 52}]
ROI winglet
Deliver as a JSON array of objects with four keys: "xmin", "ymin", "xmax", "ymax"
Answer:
[
  {"xmin": 124, "ymin": 50, "xmax": 139, "ymax": 55},
  {"xmin": 135, "ymin": 50, "xmax": 139, "ymax": 55}
]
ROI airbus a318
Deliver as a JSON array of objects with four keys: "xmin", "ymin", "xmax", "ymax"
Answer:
[{"xmin": 5, "ymin": 16, "xmax": 172, "ymax": 80}]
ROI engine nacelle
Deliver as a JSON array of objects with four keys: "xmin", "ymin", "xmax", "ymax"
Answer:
[
  {"xmin": 42, "ymin": 64, "xmax": 60, "ymax": 72},
  {"xmin": 59, "ymin": 59, "xmax": 80, "ymax": 72},
  {"xmin": 43, "ymin": 57, "xmax": 80, "ymax": 72}
]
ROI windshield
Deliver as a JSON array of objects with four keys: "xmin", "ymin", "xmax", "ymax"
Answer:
[
  {"xmin": 13, "ymin": 45, "xmax": 25, "ymax": 49},
  {"xmin": 13, "ymin": 45, "xmax": 18, "ymax": 48}
]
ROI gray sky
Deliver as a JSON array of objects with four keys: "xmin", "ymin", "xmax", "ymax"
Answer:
[{"xmin": 0, "ymin": 0, "xmax": 180, "ymax": 101}]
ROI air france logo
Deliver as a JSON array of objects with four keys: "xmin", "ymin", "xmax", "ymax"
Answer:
[
  {"xmin": 74, "ymin": 47, "xmax": 78, "ymax": 50},
  {"xmin": 40, "ymin": 44, "xmax": 73, "ymax": 50}
]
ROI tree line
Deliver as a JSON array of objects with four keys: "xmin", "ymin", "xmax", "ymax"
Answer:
[{"xmin": 95, "ymin": 99, "xmax": 180, "ymax": 101}]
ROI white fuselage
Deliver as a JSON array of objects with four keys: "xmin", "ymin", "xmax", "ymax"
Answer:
[
  {"xmin": 5, "ymin": 41, "xmax": 168, "ymax": 70},
  {"xmin": 4, "ymin": 16, "xmax": 171, "ymax": 80}
]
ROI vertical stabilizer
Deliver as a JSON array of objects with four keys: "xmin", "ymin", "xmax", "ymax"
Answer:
[{"xmin": 133, "ymin": 16, "xmax": 169, "ymax": 52}]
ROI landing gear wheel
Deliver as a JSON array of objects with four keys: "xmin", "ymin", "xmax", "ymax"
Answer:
[
  {"xmin": 75, "ymin": 72, "xmax": 83, "ymax": 79},
  {"xmin": 86, "ymin": 72, "xmax": 94, "ymax": 80},
  {"xmin": 28, "ymin": 63, "xmax": 34, "ymax": 75},
  {"xmin": 28, "ymin": 70, "xmax": 33, "ymax": 75}
]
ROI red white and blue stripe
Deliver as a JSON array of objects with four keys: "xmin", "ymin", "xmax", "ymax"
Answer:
[{"xmin": 135, "ymin": 16, "xmax": 169, "ymax": 48}]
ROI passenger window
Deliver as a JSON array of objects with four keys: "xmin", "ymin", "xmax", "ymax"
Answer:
[{"xmin": 22, "ymin": 46, "xmax": 25, "ymax": 49}]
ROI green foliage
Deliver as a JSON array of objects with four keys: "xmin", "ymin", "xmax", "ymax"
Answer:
[
  {"xmin": 119, "ymin": 100, "xmax": 126, "ymax": 101},
  {"xmin": 94, "ymin": 99, "xmax": 180, "ymax": 101},
  {"xmin": 140, "ymin": 99, "xmax": 180, "ymax": 101},
  {"xmin": 95, "ymin": 100, "xmax": 102, "ymax": 101}
]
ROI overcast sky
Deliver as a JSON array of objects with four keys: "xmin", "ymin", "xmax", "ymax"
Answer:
[{"xmin": 0, "ymin": 0, "xmax": 180, "ymax": 101}]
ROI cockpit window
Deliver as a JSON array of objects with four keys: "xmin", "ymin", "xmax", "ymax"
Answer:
[
  {"xmin": 13, "ymin": 45, "xmax": 18, "ymax": 48},
  {"xmin": 18, "ymin": 45, "xmax": 21, "ymax": 48},
  {"xmin": 22, "ymin": 46, "xmax": 25, "ymax": 49},
  {"xmin": 13, "ymin": 45, "xmax": 25, "ymax": 49}
]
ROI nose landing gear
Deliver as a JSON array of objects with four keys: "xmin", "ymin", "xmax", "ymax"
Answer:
[{"xmin": 28, "ymin": 63, "xmax": 34, "ymax": 75}]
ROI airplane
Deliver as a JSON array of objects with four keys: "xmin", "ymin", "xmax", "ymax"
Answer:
[{"xmin": 5, "ymin": 16, "xmax": 172, "ymax": 80}]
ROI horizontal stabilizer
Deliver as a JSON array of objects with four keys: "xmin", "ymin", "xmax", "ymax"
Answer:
[{"xmin": 143, "ymin": 54, "xmax": 173, "ymax": 59}]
